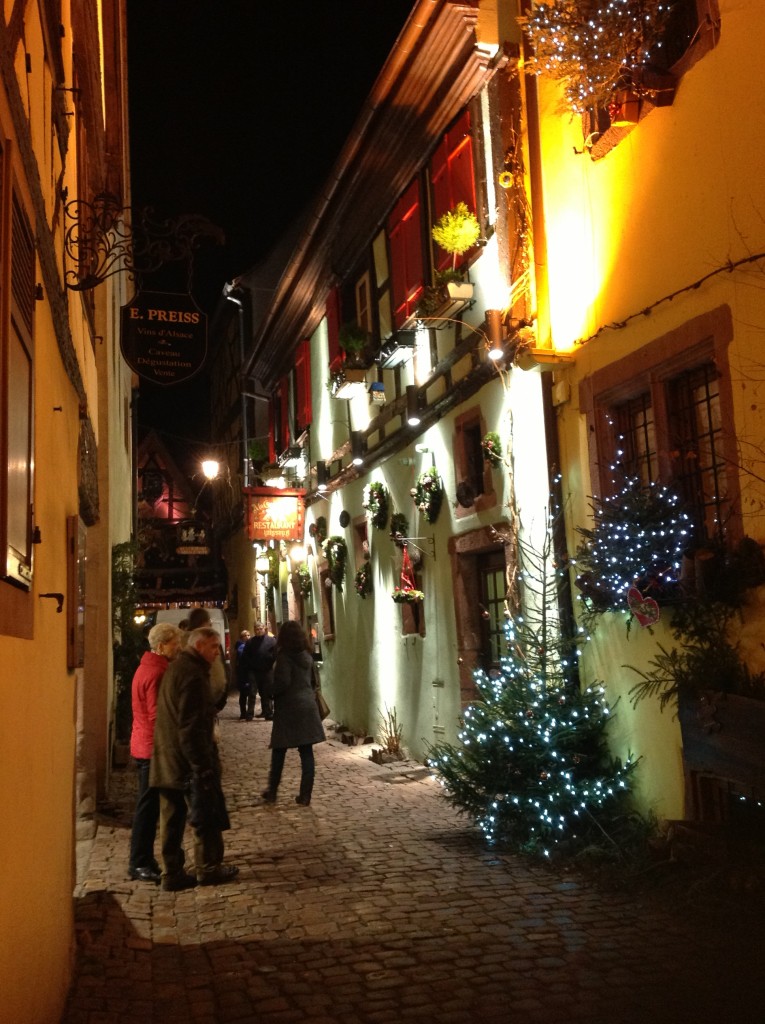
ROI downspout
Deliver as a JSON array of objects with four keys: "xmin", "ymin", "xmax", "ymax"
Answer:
[
  {"xmin": 225, "ymin": 291, "xmax": 249, "ymax": 488},
  {"xmin": 520, "ymin": 1, "xmax": 576, "ymax": 669}
]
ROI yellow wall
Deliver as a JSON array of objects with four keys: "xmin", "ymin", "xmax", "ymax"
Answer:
[{"xmin": 535, "ymin": 0, "xmax": 765, "ymax": 819}]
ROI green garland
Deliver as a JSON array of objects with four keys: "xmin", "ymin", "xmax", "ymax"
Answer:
[
  {"xmin": 412, "ymin": 467, "xmax": 444, "ymax": 524},
  {"xmin": 354, "ymin": 559, "xmax": 373, "ymax": 599},
  {"xmin": 324, "ymin": 535, "xmax": 348, "ymax": 590},
  {"xmin": 363, "ymin": 481, "xmax": 389, "ymax": 530}
]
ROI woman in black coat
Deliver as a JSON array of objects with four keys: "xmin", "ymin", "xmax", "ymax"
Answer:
[{"xmin": 262, "ymin": 620, "xmax": 326, "ymax": 805}]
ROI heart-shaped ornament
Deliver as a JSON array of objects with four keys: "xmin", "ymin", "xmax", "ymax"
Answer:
[{"xmin": 627, "ymin": 586, "xmax": 660, "ymax": 627}]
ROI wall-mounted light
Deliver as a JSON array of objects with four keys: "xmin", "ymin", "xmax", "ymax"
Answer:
[
  {"xmin": 414, "ymin": 443, "xmax": 431, "ymax": 454},
  {"xmin": 406, "ymin": 385, "xmax": 421, "ymax": 427},
  {"xmin": 201, "ymin": 459, "xmax": 220, "ymax": 480},
  {"xmin": 255, "ymin": 555, "xmax": 270, "ymax": 576},
  {"xmin": 289, "ymin": 543, "xmax": 306, "ymax": 567},
  {"xmin": 316, "ymin": 461, "xmax": 328, "ymax": 492},
  {"xmin": 277, "ymin": 445, "xmax": 303, "ymax": 469},
  {"xmin": 350, "ymin": 430, "xmax": 365, "ymax": 466},
  {"xmin": 485, "ymin": 308, "xmax": 505, "ymax": 362}
]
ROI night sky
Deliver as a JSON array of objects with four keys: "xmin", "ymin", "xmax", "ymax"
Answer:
[{"xmin": 127, "ymin": 1, "xmax": 414, "ymax": 461}]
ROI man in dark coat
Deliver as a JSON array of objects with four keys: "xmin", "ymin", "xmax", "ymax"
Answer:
[
  {"xmin": 240, "ymin": 621, "xmax": 276, "ymax": 720},
  {"xmin": 150, "ymin": 627, "xmax": 239, "ymax": 890}
]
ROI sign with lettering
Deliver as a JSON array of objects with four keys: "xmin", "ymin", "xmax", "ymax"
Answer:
[
  {"xmin": 120, "ymin": 291, "xmax": 207, "ymax": 385},
  {"xmin": 176, "ymin": 520, "xmax": 211, "ymax": 555},
  {"xmin": 244, "ymin": 487, "xmax": 305, "ymax": 542}
]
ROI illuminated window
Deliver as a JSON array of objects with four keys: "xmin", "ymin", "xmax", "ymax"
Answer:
[{"xmin": 580, "ymin": 306, "xmax": 737, "ymax": 548}]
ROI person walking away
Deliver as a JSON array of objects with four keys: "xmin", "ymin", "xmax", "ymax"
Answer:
[
  {"xmin": 261, "ymin": 620, "xmax": 325, "ymax": 806},
  {"xmin": 128, "ymin": 622, "xmax": 182, "ymax": 883},
  {"xmin": 150, "ymin": 627, "xmax": 239, "ymax": 890},
  {"xmin": 235, "ymin": 629, "xmax": 252, "ymax": 720},
  {"xmin": 241, "ymin": 621, "xmax": 276, "ymax": 719}
]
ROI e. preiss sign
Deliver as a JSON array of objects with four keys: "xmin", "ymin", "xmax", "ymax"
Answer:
[{"xmin": 120, "ymin": 291, "xmax": 207, "ymax": 385}]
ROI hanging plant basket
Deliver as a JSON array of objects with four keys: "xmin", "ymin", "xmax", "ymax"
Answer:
[
  {"xmin": 391, "ymin": 587, "xmax": 425, "ymax": 604},
  {"xmin": 354, "ymin": 559, "xmax": 373, "ymax": 599},
  {"xmin": 412, "ymin": 467, "xmax": 444, "ymax": 524},
  {"xmin": 324, "ymin": 535, "xmax": 348, "ymax": 590},
  {"xmin": 481, "ymin": 431, "xmax": 503, "ymax": 466},
  {"xmin": 363, "ymin": 481, "xmax": 389, "ymax": 530}
]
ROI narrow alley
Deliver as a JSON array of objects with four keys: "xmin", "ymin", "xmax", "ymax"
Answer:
[{"xmin": 63, "ymin": 699, "xmax": 763, "ymax": 1024}]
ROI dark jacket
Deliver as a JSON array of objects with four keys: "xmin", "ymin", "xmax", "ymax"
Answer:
[
  {"xmin": 150, "ymin": 648, "xmax": 217, "ymax": 790},
  {"xmin": 269, "ymin": 649, "xmax": 326, "ymax": 750},
  {"xmin": 241, "ymin": 633, "xmax": 276, "ymax": 677}
]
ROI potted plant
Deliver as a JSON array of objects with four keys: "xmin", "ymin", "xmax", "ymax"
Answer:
[
  {"xmin": 391, "ymin": 586, "xmax": 425, "ymax": 603},
  {"xmin": 431, "ymin": 202, "xmax": 481, "ymax": 273},
  {"xmin": 294, "ymin": 562, "xmax": 312, "ymax": 599},
  {"xmin": 354, "ymin": 559, "xmax": 373, "ymax": 599},
  {"xmin": 338, "ymin": 322, "xmax": 370, "ymax": 367}
]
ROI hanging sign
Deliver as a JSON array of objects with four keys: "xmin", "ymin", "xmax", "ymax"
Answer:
[
  {"xmin": 244, "ymin": 487, "xmax": 305, "ymax": 542},
  {"xmin": 176, "ymin": 520, "xmax": 210, "ymax": 556},
  {"xmin": 120, "ymin": 290, "xmax": 207, "ymax": 385}
]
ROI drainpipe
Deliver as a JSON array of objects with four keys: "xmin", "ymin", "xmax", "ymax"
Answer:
[{"xmin": 225, "ymin": 288, "xmax": 250, "ymax": 488}]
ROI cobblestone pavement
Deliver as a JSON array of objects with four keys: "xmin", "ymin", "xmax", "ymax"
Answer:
[{"xmin": 63, "ymin": 697, "xmax": 764, "ymax": 1024}]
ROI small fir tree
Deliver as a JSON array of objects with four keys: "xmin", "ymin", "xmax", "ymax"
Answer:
[{"xmin": 428, "ymin": 514, "xmax": 638, "ymax": 858}]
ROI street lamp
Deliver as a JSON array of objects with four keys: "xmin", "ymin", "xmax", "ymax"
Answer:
[{"xmin": 201, "ymin": 459, "xmax": 220, "ymax": 480}]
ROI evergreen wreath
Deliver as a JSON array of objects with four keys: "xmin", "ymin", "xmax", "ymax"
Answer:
[
  {"xmin": 324, "ymin": 535, "xmax": 348, "ymax": 591},
  {"xmin": 389, "ymin": 512, "xmax": 409, "ymax": 546},
  {"xmin": 354, "ymin": 559, "xmax": 373, "ymax": 599},
  {"xmin": 295, "ymin": 563, "xmax": 312, "ymax": 598},
  {"xmin": 362, "ymin": 481, "xmax": 389, "ymax": 530},
  {"xmin": 412, "ymin": 467, "xmax": 444, "ymax": 524},
  {"xmin": 482, "ymin": 431, "xmax": 503, "ymax": 466}
]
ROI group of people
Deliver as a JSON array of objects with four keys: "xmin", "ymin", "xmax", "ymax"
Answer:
[{"xmin": 128, "ymin": 612, "xmax": 325, "ymax": 891}]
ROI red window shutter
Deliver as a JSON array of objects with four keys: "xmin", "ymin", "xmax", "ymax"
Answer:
[
  {"xmin": 326, "ymin": 288, "xmax": 342, "ymax": 371},
  {"xmin": 295, "ymin": 339, "xmax": 312, "ymax": 430},
  {"xmin": 279, "ymin": 376, "xmax": 290, "ymax": 449},
  {"xmin": 387, "ymin": 178, "xmax": 424, "ymax": 330},
  {"xmin": 430, "ymin": 110, "xmax": 477, "ymax": 272}
]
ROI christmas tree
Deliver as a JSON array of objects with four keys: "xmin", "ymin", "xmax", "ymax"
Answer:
[{"xmin": 428, "ymin": 514, "xmax": 638, "ymax": 858}]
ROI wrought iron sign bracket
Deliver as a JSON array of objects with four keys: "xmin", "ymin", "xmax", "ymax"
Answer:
[{"xmin": 63, "ymin": 192, "xmax": 224, "ymax": 291}]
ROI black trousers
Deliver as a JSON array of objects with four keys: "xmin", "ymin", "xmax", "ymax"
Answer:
[
  {"xmin": 128, "ymin": 757, "xmax": 159, "ymax": 870},
  {"xmin": 157, "ymin": 787, "xmax": 225, "ymax": 880},
  {"xmin": 268, "ymin": 744, "xmax": 315, "ymax": 802}
]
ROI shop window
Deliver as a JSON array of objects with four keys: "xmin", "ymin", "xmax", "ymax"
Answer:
[{"xmin": 580, "ymin": 306, "xmax": 738, "ymax": 549}]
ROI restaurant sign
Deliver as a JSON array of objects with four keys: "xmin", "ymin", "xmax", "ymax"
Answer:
[
  {"xmin": 176, "ymin": 520, "xmax": 210, "ymax": 556},
  {"xmin": 120, "ymin": 290, "xmax": 207, "ymax": 386},
  {"xmin": 244, "ymin": 487, "xmax": 305, "ymax": 542}
]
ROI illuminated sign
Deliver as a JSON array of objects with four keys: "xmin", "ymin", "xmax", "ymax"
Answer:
[
  {"xmin": 245, "ymin": 487, "xmax": 305, "ymax": 541},
  {"xmin": 120, "ymin": 290, "xmax": 207, "ymax": 386}
]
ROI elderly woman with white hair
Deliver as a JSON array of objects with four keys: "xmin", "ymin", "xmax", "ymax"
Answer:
[{"xmin": 128, "ymin": 621, "xmax": 182, "ymax": 883}]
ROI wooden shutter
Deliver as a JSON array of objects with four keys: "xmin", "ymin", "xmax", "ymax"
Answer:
[
  {"xmin": 295, "ymin": 339, "xmax": 312, "ymax": 431},
  {"xmin": 430, "ymin": 110, "xmax": 477, "ymax": 272},
  {"xmin": 326, "ymin": 287, "xmax": 342, "ymax": 371},
  {"xmin": 387, "ymin": 178, "xmax": 424, "ymax": 330},
  {"xmin": 278, "ymin": 376, "xmax": 290, "ymax": 449}
]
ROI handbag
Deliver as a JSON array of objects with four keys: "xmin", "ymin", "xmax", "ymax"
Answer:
[{"xmin": 315, "ymin": 688, "xmax": 330, "ymax": 720}]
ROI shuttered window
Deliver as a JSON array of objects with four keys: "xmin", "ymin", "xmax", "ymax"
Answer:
[
  {"xmin": 387, "ymin": 178, "xmax": 424, "ymax": 330},
  {"xmin": 430, "ymin": 110, "xmax": 477, "ymax": 272}
]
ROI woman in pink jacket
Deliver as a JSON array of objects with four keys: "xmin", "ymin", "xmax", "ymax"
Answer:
[{"xmin": 128, "ymin": 622, "xmax": 182, "ymax": 882}]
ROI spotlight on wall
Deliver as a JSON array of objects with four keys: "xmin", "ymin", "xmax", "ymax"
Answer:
[
  {"xmin": 406, "ymin": 385, "xmax": 421, "ymax": 427},
  {"xmin": 316, "ymin": 461, "xmax": 328, "ymax": 492},
  {"xmin": 485, "ymin": 308, "xmax": 505, "ymax": 362},
  {"xmin": 350, "ymin": 430, "xmax": 365, "ymax": 466}
]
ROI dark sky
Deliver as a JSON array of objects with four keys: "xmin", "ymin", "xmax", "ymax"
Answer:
[{"xmin": 127, "ymin": 2, "xmax": 414, "ymax": 459}]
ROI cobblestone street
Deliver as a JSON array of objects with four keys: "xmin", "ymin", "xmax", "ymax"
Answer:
[{"xmin": 63, "ymin": 697, "xmax": 764, "ymax": 1023}]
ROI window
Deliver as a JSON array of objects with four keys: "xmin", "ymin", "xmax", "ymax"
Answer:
[
  {"xmin": 430, "ymin": 110, "xmax": 478, "ymax": 273},
  {"xmin": 453, "ymin": 407, "xmax": 495, "ymax": 518},
  {"xmin": 478, "ymin": 550, "xmax": 507, "ymax": 672},
  {"xmin": 580, "ymin": 306, "xmax": 738, "ymax": 548},
  {"xmin": 3, "ymin": 189, "xmax": 36, "ymax": 584},
  {"xmin": 387, "ymin": 179, "xmax": 424, "ymax": 330}
]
